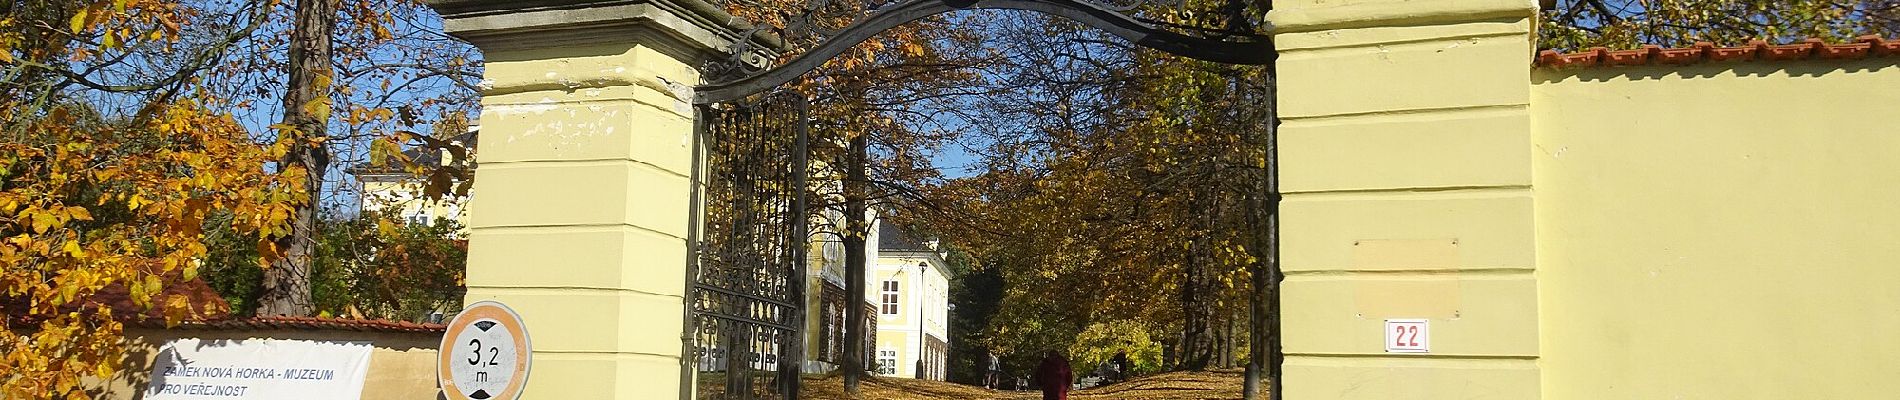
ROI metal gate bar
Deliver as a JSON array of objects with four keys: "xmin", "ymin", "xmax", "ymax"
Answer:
[{"xmin": 689, "ymin": 92, "xmax": 810, "ymax": 400}]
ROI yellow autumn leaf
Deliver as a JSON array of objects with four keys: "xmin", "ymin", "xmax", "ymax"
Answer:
[
  {"xmin": 376, "ymin": 218, "xmax": 397, "ymax": 237},
  {"xmin": 301, "ymin": 99, "xmax": 331, "ymax": 121},
  {"xmin": 163, "ymin": 296, "xmax": 191, "ymax": 327},
  {"xmin": 144, "ymin": 274, "xmax": 162, "ymax": 296},
  {"xmin": 69, "ymin": 8, "xmax": 88, "ymax": 33}
]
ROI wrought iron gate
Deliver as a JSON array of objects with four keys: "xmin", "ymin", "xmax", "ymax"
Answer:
[
  {"xmin": 689, "ymin": 92, "xmax": 811, "ymax": 400},
  {"xmin": 682, "ymin": 1, "xmax": 1275, "ymax": 399}
]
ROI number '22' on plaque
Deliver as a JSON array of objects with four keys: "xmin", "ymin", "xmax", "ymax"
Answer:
[{"xmin": 1385, "ymin": 319, "xmax": 1429, "ymax": 353}]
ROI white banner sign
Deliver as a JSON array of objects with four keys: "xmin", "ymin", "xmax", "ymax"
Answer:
[{"xmin": 143, "ymin": 338, "xmax": 373, "ymax": 400}]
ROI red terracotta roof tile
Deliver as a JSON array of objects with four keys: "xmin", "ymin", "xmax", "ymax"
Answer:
[
  {"xmin": 1652, "ymin": 45, "xmax": 1703, "ymax": 65},
  {"xmin": 1863, "ymin": 35, "xmax": 1900, "ymax": 56},
  {"xmin": 1537, "ymin": 47, "xmax": 1603, "ymax": 68},
  {"xmin": 1707, "ymin": 43, "xmax": 1758, "ymax": 62},
  {"xmin": 1537, "ymin": 37, "xmax": 1900, "ymax": 69},
  {"xmin": 1603, "ymin": 47, "xmax": 1649, "ymax": 66}
]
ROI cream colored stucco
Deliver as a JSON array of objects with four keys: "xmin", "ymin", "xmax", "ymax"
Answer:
[
  {"xmin": 461, "ymin": 39, "xmax": 702, "ymax": 400},
  {"xmin": 1271, "ymin": 0, "xmax": 1543, "ymax": 398},
  {"xmin": 1274, "ymin": 0, "xmax": 1900, "ymax": 397},
  {"xmin": 869, "ymin": 217, "xmax": 953, "ymax": 380},
  {"xmin": 1532, "ymin": 60, "xmax": 1900, "ymax": 399},
  {"xmin": 89, "ymin": 328, "xmax": 441, "ymax": 399}
]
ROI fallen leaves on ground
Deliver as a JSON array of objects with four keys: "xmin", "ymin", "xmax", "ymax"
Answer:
[{"xmin": 798, "ymin": 369, "xmax": 1252, "ymax": 400}]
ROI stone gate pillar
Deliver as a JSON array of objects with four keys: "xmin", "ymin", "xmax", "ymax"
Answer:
[
  {"xmin": 428, "ymin": 1, "xmax": 754, "ymax": 398},
  {"xmin": 1269, "ymin": 0, "xmax": 1542, "ymax": 399}
]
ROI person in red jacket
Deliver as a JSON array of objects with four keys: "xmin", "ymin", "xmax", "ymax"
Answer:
[{"xmin": 1034, "ymin": 350, "xmax": 1073, "ymax": 400}]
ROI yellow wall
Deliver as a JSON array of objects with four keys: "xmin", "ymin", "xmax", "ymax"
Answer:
[
  {"xmin": 1270, "ymin": 1, "xmax": 1542, "ymax": 398},
  {"xmin": 1532, "ymin": 60, "xmax": 1900, "ymax": 399},
  {"xmin": 1272, "ymin": 0, "xmax": 1900, "ymax": 396},
  {"xmin": 89, "ymin": 328, "xmax": 441, "ymax": 399},
  {"xmin": 463, "ymin": 40, "xmax": 701, "ymax": 400},
  {"xmin": 431, "ymin": 1, "xmax": 785, "ymax": 397}
]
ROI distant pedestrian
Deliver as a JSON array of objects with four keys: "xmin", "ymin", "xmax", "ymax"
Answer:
[
  {"xmin": 985, "ymin": 352, "xmax": 1003, "ymax": 389},
  {"xmin": 1035, "ymin": 350, "xmax": 1073, "ymax": 400},
  {"xmin": 1110, "ymin": 349, "xmax": 1131, "ymax": 382}
]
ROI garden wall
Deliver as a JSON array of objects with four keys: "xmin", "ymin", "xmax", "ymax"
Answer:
[{"xmin": 1531, "ymin": 59, "xmax": 1900, "ymax": 399}]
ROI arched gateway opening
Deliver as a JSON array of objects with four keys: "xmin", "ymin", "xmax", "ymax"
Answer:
[
  {"xmin": 684, "ymin": 1, "xmax": 1275, "ymax": 399},
  {"xmin": 428, "ymin": 0, "xmax": 1549, "ymax": 399}
]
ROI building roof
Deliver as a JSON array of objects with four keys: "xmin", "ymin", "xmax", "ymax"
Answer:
[
  {"xmin": 1537, "ymin": 36, "xmax": 1900, "ymax": 69},
  {"xmin": 877, "ymin": 221, "xmax": 934, "ymax": 252}
]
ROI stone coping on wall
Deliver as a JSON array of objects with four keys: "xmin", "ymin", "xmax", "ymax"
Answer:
[{"xmin": 1538, "ymin": 36, "xmax": 1900, "ymax": 69}]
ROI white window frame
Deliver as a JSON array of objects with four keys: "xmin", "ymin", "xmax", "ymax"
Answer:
[
  {"xmin": 880, "ymin": 280, "xmax": 900, "ymax": 315},
  {"xmin": 877, "ymin": 350, "xmax": 898, "ymax": 375}
]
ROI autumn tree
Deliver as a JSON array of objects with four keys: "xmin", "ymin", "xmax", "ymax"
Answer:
[
  {"xmin": 1540, "ymin": 0, "xmax": 1900, "ymax": 50},
  {"xmin": 1, "ymin": 0, "xmax": 476, "ymax": 396},
  {"xmin": 708, "ymin": 0, "xmax": 995, "ymax": 393},
  {"xmin": 1, "ymin": 2, "xmax": 303, "ymax": 397},
  {"xmin": 235, "ymin": 0, "xmax": 477, "ymax": 316},
  {"xmin": 201, "ymin": 211, "xmax": 467, "ymax": 321},
  {"xmin": 903, "ymin": 0, "xmax": 1274, "ymax": 367},
  {"xmin": 255, "ymin": 0, "xmax": 338, "ymax": 317}
]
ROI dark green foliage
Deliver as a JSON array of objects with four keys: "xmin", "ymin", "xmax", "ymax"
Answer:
[{"xmin": 203, "ymin": 211, "xmax": 465, "ymax": 322}]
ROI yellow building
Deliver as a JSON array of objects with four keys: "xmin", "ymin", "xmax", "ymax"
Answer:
[
  {"xmin": 869, "ymin": 218, "xmax": 952, "ymax": 381},
  {"xmin": 349, "ymin": 129, "xmax": 475, "ymax": 230},
  {"xmin": 801, "ymin": 207, "xmax": 879, "ymax": 374}
]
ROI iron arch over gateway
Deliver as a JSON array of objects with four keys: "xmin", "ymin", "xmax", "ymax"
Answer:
[{"xmin": 691, "ymin": 0, "xmax": 1276, "ymax": 104}]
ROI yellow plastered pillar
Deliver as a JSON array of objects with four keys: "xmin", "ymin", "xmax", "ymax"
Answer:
[
  {"xmin": 1268, "ymin": 1, "xmax": 1541, "ymax": 398},
  {"xmin": 428, "ymin": 1, "xmax": 758, "ymax": 398}
]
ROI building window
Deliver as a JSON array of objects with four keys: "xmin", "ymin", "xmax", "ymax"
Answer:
[
  {"xmin": 817, "ymin": 284, "xmax": 844, "ymax": 363},
  {"xmin": 881, "ymin": 280, "xmax": 900, "ymax": 315},
  {"xmin": 877, "ymin": 350, "xmax": 898, "ymax": 375}
]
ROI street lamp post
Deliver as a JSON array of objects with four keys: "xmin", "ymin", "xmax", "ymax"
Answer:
[{"xmin": 915, "ymin": 262, "xmax": 928, "ymax": 380}]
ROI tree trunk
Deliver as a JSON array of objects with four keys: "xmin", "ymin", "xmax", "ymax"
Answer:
[
  {"xmin": 1223, "ymin": 314, "xmax": 1236, "ymax": 369},
  {"xmin": 1245, "ymin": 269, "xmax": 1264, "ymax": 399},
  {"xmin": 1177, "ymin": 197, "xmax": 1217, "ymax": 371},
  {"xmin": 842, "ymin": 132, "xmax": 869, "ymax": 395},
  {"xmin": 1246, "ymin": 34, "xmax": 1282, "ymax": 400},
  {"xmin": 259, "ymin": 0, "xmax": 334, "ymax": 317}
]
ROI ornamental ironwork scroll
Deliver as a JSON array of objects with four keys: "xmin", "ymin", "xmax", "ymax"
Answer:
[
  {"xmin": 688, "ymin": 92, "xmax": 812, "ymax": 400},
  {"xmin": 695, "ymin": 0, "xmax": 1273, "ymax": 104}
]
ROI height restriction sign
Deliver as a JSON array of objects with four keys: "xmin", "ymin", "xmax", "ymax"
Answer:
[{"xmin": 439, "ymin": 301, "xmax": 532, "ymax": 400}]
